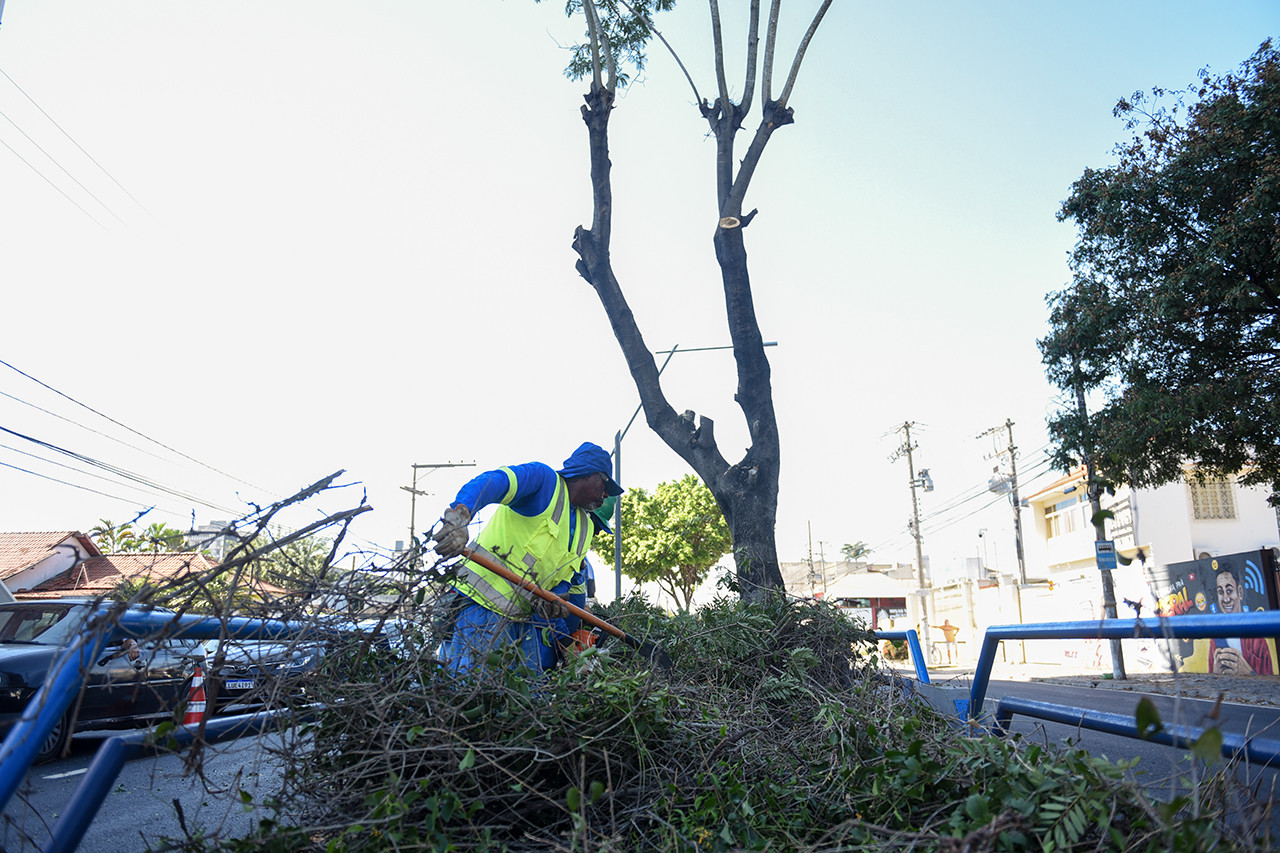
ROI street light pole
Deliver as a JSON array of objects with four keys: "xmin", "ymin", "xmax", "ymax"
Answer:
[{"xmin": 1073, "ymin": 375, "xmax": 1127, "ymax": 680}]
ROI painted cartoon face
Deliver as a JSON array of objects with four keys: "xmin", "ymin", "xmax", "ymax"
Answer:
[
  {"xmin": 1195, "ymin": 591, "xmax": 1207, "ymax": 611},
  {"xmin": 1216, "ymin": 571, "xmax": 1242, "ymax": 614}
]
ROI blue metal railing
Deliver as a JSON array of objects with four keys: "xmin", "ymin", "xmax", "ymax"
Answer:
[
  {"xmin": 873, "ymin": 629, "xmax": 930, "ymax": 683},
  {"xmin": 991, "ymin": 696, "xmax": 1280, "ymax": 767},
  {"xmin": 968, "ymin": 611, "xmax": 1280, "ymax": 765},
  {"xmin": 968, "ymin": 611, "xmax": 1280, "ymax": 719},
  {"xmin": 0, "ymin": 606, "xmax": 319, "ymax": 852}
]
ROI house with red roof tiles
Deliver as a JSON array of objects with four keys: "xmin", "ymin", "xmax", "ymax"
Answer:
[
  {"xmin": 19, "ymin": 551, "xmax": 222, "ymax": 599},
  {"xmin": 0, "ymin": 532, "xmax": 290, "ymax": 603},
  {"xmin": 0, "ymin": 531, "xmax": 102, "ymax": 595}
]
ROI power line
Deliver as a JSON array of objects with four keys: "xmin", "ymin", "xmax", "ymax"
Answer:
[
  {"xmin": 0, "ymin": 366, "xmax": 375, "ymax": 552},
  {"xmin": 0, "ymin": 104, "xmax": 132, "ymax": 230},
  {"xmin": 0, "ymin": 131, "xmax": 108, "ymax": 231},
  {"xmin": 866, "ymin": 446, "xmax": 1062, "ymax": 559},
  {"xmin": 920, "ymin": 458, "xmax": 1057, "ymax": 539},
  {"xmin": 0, "ymin": 424, "xmax": 241, "ymax": 516},
  {"xmin": 0, "ymin": 438, "xmax": 236, "ymax": 515},
  {"xmin": 0, "ymin": 66, "xmax": 152, "ymax": 217},
  {"xmin": 0, "ymin": 358, "xmax": 275, "ymax": 497},
  {"xmin": 0, "ymin": 458, "xmax": 177, "ymax": 511},
  {"xmin": 0, "ymin": 388, "xmax": 174, "ymax": 467}
]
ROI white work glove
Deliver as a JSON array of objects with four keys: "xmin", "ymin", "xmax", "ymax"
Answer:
[{"xmin": 432, "ymin": 505, "xmax": 472, "ymax": 559}]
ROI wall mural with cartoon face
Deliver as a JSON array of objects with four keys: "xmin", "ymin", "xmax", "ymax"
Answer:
[{"xmin": 1146, "ymin": 549, "xmax": 1279, "ymax": 674}]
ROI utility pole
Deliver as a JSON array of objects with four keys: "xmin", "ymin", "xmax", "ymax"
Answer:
[
  {"xmin": 806, "ymin": 521, "xmax": 818, "ymax": 596},
  {"xmin": 979, "ymin": 419, "xmax": 1028, "ymax": 663},
  {"xmin": 1073, "ymin": 372, "xmax": 1126, "ymax": 680},
  {"xmin": 404, "ymin": 461, "xmax": 475, "ymax": 568},
  {"xmin": 979, "ymin": 420, "xmax": 1027, "ymax": 585},
  {"xmin": 818, "ymin": 541, "xmax": 829, "ymax": 597},
  {"xmin": 892, "ymin": 421, "xmax": 932, "ymax": 658}
]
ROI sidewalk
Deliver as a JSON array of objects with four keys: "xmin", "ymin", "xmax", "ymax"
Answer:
[{"xmin": 904, "ymin": 659, "xmax": 1280, "ymax": 708}]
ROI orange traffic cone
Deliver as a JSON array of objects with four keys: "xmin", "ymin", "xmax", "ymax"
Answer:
[{"xmin": 183, "ymin": 665, "xmax": 208, "ymax": 725}]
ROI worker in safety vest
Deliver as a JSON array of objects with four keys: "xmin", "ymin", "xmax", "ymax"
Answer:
[{"xmin": 432, "ymin": 442, "xmax": 623, "ymax": 674}]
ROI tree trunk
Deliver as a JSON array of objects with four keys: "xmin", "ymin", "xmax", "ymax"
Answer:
[{"xmin": 571, "ymin": 75, "xmax": 790, "ymax": 601}]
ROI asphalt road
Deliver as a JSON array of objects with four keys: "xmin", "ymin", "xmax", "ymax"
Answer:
[
  {"xmin": 918, "ymin": 674, "xmax": 1280, "ymax": 839},
  {"xmin": 1, "ymin": 726, "xmax": 290, "ymax": 852}
]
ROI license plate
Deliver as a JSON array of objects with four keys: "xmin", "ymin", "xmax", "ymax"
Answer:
[{"xmin": 225, "ymin": 679, "xmax": 255, "ymax": 690}]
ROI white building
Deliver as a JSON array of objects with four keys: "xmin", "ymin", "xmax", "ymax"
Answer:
[
  {"xmin": 989, "ymin": 467, "xmax": 1280, "ymax": 669},
  {"xmin": 1022, "ymin": 466, "xmax": 1279, "ymax": 599}
]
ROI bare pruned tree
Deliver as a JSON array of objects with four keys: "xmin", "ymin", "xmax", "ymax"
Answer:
[{"xmin": 552, "ymin": 0, "xmax": 832, "ymax": 599}]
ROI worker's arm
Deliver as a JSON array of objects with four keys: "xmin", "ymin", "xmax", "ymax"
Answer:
[
  {"xmin": 452, "ymin": 462, "xmax": 558, "ymax": 517},
  {"xmin": 433, "ymin": 463, "xmax": 558, "ymax": 558}
]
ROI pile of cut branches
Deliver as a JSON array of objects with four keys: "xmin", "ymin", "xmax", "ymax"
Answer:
[
  {"xmin": 76, "ymin": 482, "xmax": 1272, "ymax": 853},
  {"xmin": 171, "ymin": 571, "xmax": 1274, "ymax": 852}
]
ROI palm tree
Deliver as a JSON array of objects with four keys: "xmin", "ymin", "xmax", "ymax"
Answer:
[
  {"xmin": 140, "ymin": 522, "xmax": 187, "ymax": 552},
  {"xmin": 841, "ymin": 541, "xmax": 872, "ymax": 565},
  {"xmin": 89, "ymin": 519, "xmax": 138, "ymax": 553}
]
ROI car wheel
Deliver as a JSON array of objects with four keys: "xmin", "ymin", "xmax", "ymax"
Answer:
[{"xmin": 35, "ymin": 711, "xmax": 72, "ymax": 764}]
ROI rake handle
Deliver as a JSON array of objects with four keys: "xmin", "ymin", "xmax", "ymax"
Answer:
[{"xmin": 460, "ymin": 546, "xmax": 627, "ymax": 641}]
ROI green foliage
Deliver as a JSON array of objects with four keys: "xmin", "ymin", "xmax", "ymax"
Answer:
[
  {"xmin": 842, "ymin": 540, "xmax": 873, "ymax": 562},
  {"xmin": 1042, "ymin": 40, "xmax": 1280, "ymax": 503},
  {"xmin": 591, "ymin": 474, "xmax": 732, "ymax": 610},
  {"xmin": 90, "ymin": 518, "xmax": 193, "ymax": 553},
  {"xmin": 244, "ymin": 531, "xmax": 333, "ymax": 590},
  {"xmin": 536, "ymin": 0, "xmax": 677, "ymax": 87}
]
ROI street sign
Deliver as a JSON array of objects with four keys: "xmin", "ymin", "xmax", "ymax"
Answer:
[{"xmin": 1095, "ymin": 540, "xmax": 1118, "ymax": 571}]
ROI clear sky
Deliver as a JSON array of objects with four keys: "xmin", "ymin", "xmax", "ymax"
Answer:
[{"xmin": 1, "ymin": 2, "xmax": 1275, "ymax": 593}]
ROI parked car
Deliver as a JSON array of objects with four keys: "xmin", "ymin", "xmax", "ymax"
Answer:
[
  {"xmin": 0, "ymin": 599, "xmax": 202, "ymax": 763},
  {"xmin": 200, "ymin": 637, "xmax": 323, "ymax": 712}
]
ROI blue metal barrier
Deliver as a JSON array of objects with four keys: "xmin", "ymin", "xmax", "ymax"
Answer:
[
  {"xmin": 0, "ymin": 605, "xmax": 321, "ymax": 852},
  {"xmin": 968, "ymin": 611, "xmax": 1280, "ymax": 721},
  {"xmin": 992, "ymin": 695, "xmax": 1280, "ymax": 768},
  {"xmin": 873, "ymin": 629, "xmax": 930, "ymax": 684}
]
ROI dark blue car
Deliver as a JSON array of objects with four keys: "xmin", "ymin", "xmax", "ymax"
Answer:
[{"xmin": 0, "ymin": 599, "xmax": 201, "ymax": 762}]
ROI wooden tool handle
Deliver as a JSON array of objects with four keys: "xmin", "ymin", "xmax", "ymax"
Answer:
[{"xmin": 461, "ymin": 546, "xmax": 626, "ymax": 640}]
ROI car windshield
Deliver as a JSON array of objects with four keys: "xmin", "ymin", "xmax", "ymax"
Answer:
[{"xmin": 0, "ymin": 604, "xmax": 89, "ymax": 646}]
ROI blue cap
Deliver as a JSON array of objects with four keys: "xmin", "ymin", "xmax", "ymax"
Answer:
[{"xmin": 556, "ymin": 442, "xmax": 623, "ymax": 496}]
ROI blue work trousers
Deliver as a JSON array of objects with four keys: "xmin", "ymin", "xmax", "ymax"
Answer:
[{"xmin": 443, "ymin": 598, "xmax": 554, "ymax": 676}]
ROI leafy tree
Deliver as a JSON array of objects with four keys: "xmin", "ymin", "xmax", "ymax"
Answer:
[
  {"xmin": 592, "ymin": 474, "xmax": 732, "ymax": 611},
  {"xmin": 1042, "ymin": 40, "xmax": 1280, "ymax": 503},
  {"xmin": 249, "ymin": 532, "xmax": 334, "ymax": 591},
  {"xmin": 536, "ymin": 1, "xmax": 834, "ymax": 599}
]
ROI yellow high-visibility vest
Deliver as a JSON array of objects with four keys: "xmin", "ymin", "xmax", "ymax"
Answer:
[{"xmin": 453, "ymin": 468, "xmax": 593, "ymax": 619}]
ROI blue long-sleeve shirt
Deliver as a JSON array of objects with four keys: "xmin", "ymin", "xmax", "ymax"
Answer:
[{"xmin": 452, "ymin": 462, "xmax": 588, "ymax": 635}]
